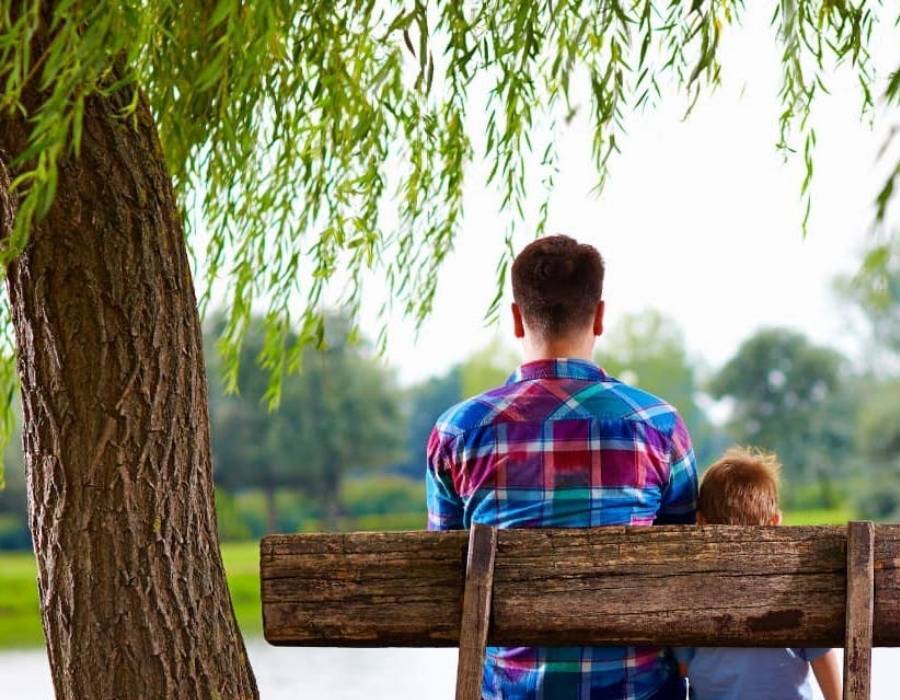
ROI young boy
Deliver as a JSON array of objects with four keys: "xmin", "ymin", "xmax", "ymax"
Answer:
[{"xmin": 675, "ymin": 447, "xmax": 842, "ymax": 700}]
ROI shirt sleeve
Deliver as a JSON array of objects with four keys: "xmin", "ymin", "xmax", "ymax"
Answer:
[
  {"xmin": 426, "ymin": 426, "xmax": 464, "ymax": 531},
  {"xmin": 799, "ymin": 648, "xmax": 831, "ymax": 662},
  {"xmin": 671, "ymin": 647, "xmax": 695, "ymax": 665},
  {"xmin": 654, "ymin": 413, "xmax": 699, "ymax": 525}
]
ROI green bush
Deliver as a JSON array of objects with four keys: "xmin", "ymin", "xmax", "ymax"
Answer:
[
  {"xmin": 215, "ymin": 490, "xmax": 252, "ymax": 541},
  {"xmin": 781, "ymin": 480, "xmax": 849, "ymax": 511},
  {"xmin": 341, "ymin": 475, "xmax": 425, "ymax": 517},
  {"xmin": 0, "ymin": 513, "xmax": 29, "ymax": 549},
  {"xmin": 857, "ymin": 484, "xmax": 900, "ymax": 521},
  {"xmin": 349, "ymin": 511, "xmax": 426, "ymax": 531}
]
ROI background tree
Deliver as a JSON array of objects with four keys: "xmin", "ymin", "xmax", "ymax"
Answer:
[
  {"xmin": 710, "ymin": 328, "xmax": 855, "ymax": 506},
  {"xmin": 394, "ymin": 367, "xmax": 462, "ymax": 480},
  {"xmin": 209, "ymin": 315, "xmax": 404, "ymax": 531},
  {"xmin": 394, "ymin": 338, "xmax": 521, "ymax": 482},
  {"xmin": 836, "ymin": 241, "xmax": 900, "ymax": 373},
  {"xmin": 598, "ymin": 311, "xmax": 724, "ymax": 466},
  {"xmin": 832, "ymin": 248, "xmax": 900, "ymax": 517},
  {"xmin": 854, "ymin": 378, "xmax": 900, "ymax": 520},
  {"xmin": 460, "ymin": 338, "xmax": 520, "ymax": 397},
  {"xmin": 0, "ymin": 2, "xmax": 896, "ymax": 697}
]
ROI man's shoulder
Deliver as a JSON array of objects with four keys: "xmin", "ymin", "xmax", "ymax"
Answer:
[
  {"xmin": 433, "ymin": 374, "xmax": 684, "ymax": 438},
  {"xmin": 432, "ymin": 384, "xmax": 515, "ymax": 437},
  {"xmin": 574, "ymin": 374, "xmax": 684, "ymax": 434},
  {"xmin": 601, "ymin": 377, "xmax": 681, "ymax": 422}
]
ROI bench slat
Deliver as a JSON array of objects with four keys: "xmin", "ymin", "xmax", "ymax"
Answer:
[
  {"xmin": 260, "ymin": 525, "xmax": 900, "ymax": 648},
  {"xmin": 844, "ymin": 521, "xmax": 875, "ymax": 700},
  {"xmin": 455, "ymin": 524, "xmax": 498, "ymax": 700}
]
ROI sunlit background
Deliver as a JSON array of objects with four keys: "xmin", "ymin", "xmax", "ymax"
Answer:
[{"xmin": 1, "ymin": 2, "xmax": 898, "ymax": 697}]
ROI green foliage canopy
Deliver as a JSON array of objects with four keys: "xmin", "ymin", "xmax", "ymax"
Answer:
[
  {"xmin": 710, "ymin": 327, "xmax": 856, "ymax": 503},
  {"xmin": 0, "ymin": 0, "xmax": 897, "ymax": 475},
  {"xmin": 207, "ymin": 314, "xmax": 404, "ymax": 526}
]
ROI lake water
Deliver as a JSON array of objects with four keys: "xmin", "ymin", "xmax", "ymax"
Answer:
[{"xmin": 2, "ymin": 642, "xmax": 898, "ymax": 698}]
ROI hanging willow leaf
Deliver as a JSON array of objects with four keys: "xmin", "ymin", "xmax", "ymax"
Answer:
[{"xmin": 0, "ymin": 0, "xmax": 896, "ymax": 483}]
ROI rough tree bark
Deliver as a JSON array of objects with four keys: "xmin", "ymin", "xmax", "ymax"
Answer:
[{"xmin": 0, "ymin": 57, "xmax": 258, "ymax": 700}]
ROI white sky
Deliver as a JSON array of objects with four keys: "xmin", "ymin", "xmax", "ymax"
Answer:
[{"xmin": 352, "ymin": 4, "xmax": 898, "ymax": 386}]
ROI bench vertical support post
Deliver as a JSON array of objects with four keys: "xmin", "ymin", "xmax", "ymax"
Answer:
[
  {"xmin": 844, "ymin": 520, "xmax": 875, "ymax": 700},
  {"xmin": 456, "ymin": 524, "xmax": 498, "ymax": 700}
]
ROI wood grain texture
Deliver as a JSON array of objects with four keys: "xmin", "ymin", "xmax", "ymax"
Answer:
[
  {"xmin": 455, "ymin": 525, "xmax": 498, "ymax": 700},
  {"xmin": 261, "ymin": 525, "xmax": 900, "ymax": 648},
  {"xmin": 873, "ymin": 524, "xmax": 900, "ymax": 642},
  {"xmin": 844, "ymin": 521, "xmax": 875, "ymax": 700},
  {"xmin": 261, "ymin": 530, "xmax": 468, "ymax": 646}
]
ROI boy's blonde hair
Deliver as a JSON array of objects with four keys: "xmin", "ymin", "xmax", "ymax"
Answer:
[{"xmin": 698, "ymin": 447, "xmax": 782, "ymax": 525}]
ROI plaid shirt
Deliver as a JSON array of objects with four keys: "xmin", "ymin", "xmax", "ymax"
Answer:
[{"xmin": 426, "ymin": 358, "xmax": 698, "ymax": 700}]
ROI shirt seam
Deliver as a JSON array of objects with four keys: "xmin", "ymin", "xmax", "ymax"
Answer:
[{"xmin": 440, "ymin": 408, "xmax": 679, "ymax": 451}]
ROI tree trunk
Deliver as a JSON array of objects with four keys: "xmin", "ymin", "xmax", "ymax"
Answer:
[{"xmin": 0, "ymin": 78, "xmax": 258, "ymax": 700}]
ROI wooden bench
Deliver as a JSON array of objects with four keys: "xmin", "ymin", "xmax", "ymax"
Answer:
[{"xmin": 261, "ymin": 521, "xmax": 899, "ymax": 699}]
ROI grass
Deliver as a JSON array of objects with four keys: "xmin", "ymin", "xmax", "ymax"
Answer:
[
  {"xmin": 782, "ymin": 506, "xmax": 856, "ymax": 525},
  {"xmin": 0, "ymin": 550, "xmax": 43, "ymax": 648},
  {"xmin": 0, "ymin": 505, "xmax": 856, "ymax": 650},
  {"xmin": 0, "ymin": 542, "xmax": 267, "ymax": 650},
  {"xmin": 221, "ymin": 541, "xmax": 264, "ymax": 639}
]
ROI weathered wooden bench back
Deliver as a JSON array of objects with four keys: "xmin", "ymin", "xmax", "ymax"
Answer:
[{"xmin": 261, "ymin": 522, "xmax": 899, "ymax": 700}]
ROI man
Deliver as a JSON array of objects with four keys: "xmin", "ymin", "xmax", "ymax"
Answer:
[{"xmin": 426, "ymin": 234, "xmax": 698, "ymax": 699}]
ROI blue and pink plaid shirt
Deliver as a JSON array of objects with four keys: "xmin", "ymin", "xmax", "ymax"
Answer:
[{"xmin": 426, "ymin": 358, "xmax": 698, "ymax": 700}]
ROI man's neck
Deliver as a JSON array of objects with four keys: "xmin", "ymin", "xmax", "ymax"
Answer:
[{"xmin": 522, "ymin": 339, "xmax": 595, "ymax": 364}]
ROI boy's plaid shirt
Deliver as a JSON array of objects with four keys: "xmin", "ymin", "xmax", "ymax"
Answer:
[{"xmin": 426, "ymin": 358, "xmax": 698, "ymax": 700}]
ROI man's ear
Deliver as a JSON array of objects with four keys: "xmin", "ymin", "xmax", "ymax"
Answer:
[
  {"xmin": 771, "ymin": 510, "xmax": 783, "ymax": 526},
  {"xmin": 592, "ymin": 301, "xmax": 605, "ymax": 337},
  {"xmin": 511, "ymin": 302, "xmax": 526, "ymax": 339}
]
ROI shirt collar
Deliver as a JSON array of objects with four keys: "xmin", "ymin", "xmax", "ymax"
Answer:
[{"xmin": 506, "ymin": 358, "xmax": 607, "ymax": 384}]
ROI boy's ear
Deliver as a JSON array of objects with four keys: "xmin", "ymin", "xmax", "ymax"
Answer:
[{"xmin": 771, "ymin": 510, "xmax": 783, "ymax": 526}]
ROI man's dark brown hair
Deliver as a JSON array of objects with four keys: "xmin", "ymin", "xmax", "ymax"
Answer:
[{"xmin": 511, "ymin": 234, "xmax": 604, "ymax": 337}]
